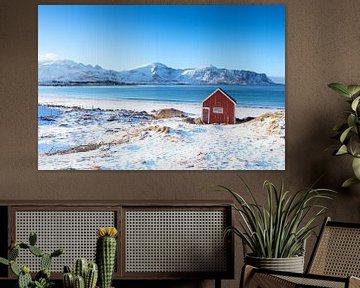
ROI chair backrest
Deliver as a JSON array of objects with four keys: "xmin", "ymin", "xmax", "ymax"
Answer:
[{"xmin": 307, "ymin": 217, "xmax": 360, "ymax": 277}]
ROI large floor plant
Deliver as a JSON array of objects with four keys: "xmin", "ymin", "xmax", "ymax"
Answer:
[
  {"xmin": 222, "ymin": 179, "xmax": 334, "ymax": 261},
  {"xmin": 328, "ymin": 83, "xmax": 360, "ymax": 187}
]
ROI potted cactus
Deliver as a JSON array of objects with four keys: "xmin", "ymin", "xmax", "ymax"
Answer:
[
  {"xmin": 62, "ymin": 258, "xmax": 98, "ymax": 288},
  {"xmin": 96, "ymin": 227, "xmax": 118, "ymax": 288},
  {"xmin": 0, "ymin": 232, "xmax": 63, "ymax": 288}
]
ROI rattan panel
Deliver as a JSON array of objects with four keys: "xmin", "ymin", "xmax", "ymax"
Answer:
[
  {"xmin": 15, "ymin": 211, "xmax": 115, "ymax": 272},
  {"xmin": 277, "ymin": 275, "xmax": 345, "ymax": 288},
  {"xmin": 125, "ymin": 210, "xmax": 227, "ymax": 273},
  {"xmin": 310, "ymin": 226, "xmax": 360, "ymax": 277}
]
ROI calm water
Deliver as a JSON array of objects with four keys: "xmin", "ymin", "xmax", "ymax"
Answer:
[{"xmin": 38, "ymin": 85, "xmax": 285, "ymax": 109}]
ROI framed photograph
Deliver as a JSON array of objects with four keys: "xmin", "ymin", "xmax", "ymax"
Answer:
[{"xmin": 38, "ymin": 5, "xmax": 285, "ymax": 170}]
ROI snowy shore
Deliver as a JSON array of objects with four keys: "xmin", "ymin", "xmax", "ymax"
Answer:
[{"xmin": 38, "ymin": 96, "xmax": 285, "ymax": 170}]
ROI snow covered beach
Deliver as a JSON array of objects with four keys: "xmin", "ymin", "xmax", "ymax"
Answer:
[{"xmin": 38, "ymin": 95, "xmax": 285, "ymax": 170}]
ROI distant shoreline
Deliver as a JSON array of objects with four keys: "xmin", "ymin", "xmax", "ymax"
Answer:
[
  {"xmin": 38, "ymin": 82, "xmax": 285, "ymax": 87},
  {"xmin": 38, "ymin": 95, "xmax": 284, "ymax": 119}
]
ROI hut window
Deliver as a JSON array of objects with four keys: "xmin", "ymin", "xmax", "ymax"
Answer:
[{"xmin": 213, "ymin": 107, "xmax": 223, "ymax": 114}]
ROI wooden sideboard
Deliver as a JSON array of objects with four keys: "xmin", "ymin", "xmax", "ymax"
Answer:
[{"xmin": 0, "ymin": 201, "xmax": 234, "ymax": 288}]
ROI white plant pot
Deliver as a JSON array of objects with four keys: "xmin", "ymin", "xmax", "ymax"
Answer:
[{"xmin": 245, "ymin": 254, "xmax": 305, "ymax": 273}]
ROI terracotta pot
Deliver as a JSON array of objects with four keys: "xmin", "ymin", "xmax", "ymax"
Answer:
[{"xmin": 245, "ymin": 254, "xmax": 305, "ymax": 273}]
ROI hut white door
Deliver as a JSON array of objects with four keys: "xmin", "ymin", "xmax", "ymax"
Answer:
[{"xmin": 202, "ymin": 107, "xmax": 210, "ymax": 124}]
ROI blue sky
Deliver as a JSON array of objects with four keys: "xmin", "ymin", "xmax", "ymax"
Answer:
[{"xmin": 38, "ymin": 5, "xmax": 285, "ymax": 77}]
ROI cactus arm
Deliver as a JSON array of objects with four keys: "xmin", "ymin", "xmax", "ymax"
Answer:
[
  {"xmin": 74, "ymin": 258, "xmax": 88, "ymax": 280},
  {"xmin": 41, "ymin": 253, "xmax": 52, "ymax": 270},
  {"xmin": 64, "ymin": 265, "xmax": 72, "ymax": 273},
  {"xmin": 29, "ymin": 233, "xmax": 37, "ymax": 246},
  {"xmin": 73, "ymin": 275, "xmax": 85, "ymax": 288},
  {"xmin": 18, "ymin": 271, "xmax": 32, "ymax": 288},
  {"xmin": 50, "ymin": 248, "xmax": 64, "ymax": 258},
  {"xmin": 0, "ymin": 257, "xmax": 9, "ymax": 266},
  {"xmin": 29, "ymin": 246, "xmax": 45, "ymax": 257},
  {"xmin": 88, "ymin": 262, "xmax": 98, "ymax": 271},
  {"xmin": 85, "ymin": 263, "xmax": 98, "ymax": 288},
  {"xmin": 63, "ymin": 272, "xmax": 74, "ymax": 288},
  {"xmin": 10, "ymin": 260, "xmax": 20, "ymax": 276},
  {"xmin": 9, "ymin": 246, "xmax": 19, "ymax": 260}
]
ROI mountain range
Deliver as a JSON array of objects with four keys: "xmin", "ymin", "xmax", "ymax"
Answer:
[{"xmin": 38, "ymin": 58, "xmax": 277, "ymax": 86}]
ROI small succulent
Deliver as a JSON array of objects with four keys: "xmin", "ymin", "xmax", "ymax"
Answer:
[{"xmin": 32, "ymin": 278, "xmax": 54, "ymax": 288}]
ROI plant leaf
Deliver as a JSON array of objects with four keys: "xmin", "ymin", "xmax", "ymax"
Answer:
[
  {"xmin": 347, "ymin": 85, "xmax": 360, "ymax": 97},
  {"xmin": 342, "ymin": 177, "xmax": 360, "ymax": 188},
  {"xmin": 351, "ymin": 96, "xmax": 360, "ymax": 111},
  {"xmin": 347, "ymin": 114, "xmax": 356, "ymax": 129},
  {"xmin": 340, "ymin": 126, "xmax": 353, "ymax": 143},
  {"xmin": 352, "ymin": 157, "xmax": 360, "ymax": 179},
  {"xmin": 336, "ymin": 145, "xmax": 348, "ymax": 155},
  {"xmin": 328, "ymin": 83, "xmax": 350, "ymax": 97},
  {"xmin": 348, "ymin": 135, "xmax": 360, "ymax": 157}
]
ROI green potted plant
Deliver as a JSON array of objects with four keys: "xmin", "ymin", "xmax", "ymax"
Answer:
[
  {"xmin": 328, "ymin": 83, "xmax": 360, "ymax": 187},
  {"xmin": 222, "ymin": 179, "xmax": 334, "ymax": 273},
  {"xmin": 0, "ymin": 232, "xmax": 63, "ymax": 288}
]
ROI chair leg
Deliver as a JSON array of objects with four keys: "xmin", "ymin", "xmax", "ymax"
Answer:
[
  {"xmin": 215, "ymin": 278, "xmax": 221, "ymax": 288},
  {"xmin": 240, "ymin": 265, "xmax": 255, "ymax": 288}
]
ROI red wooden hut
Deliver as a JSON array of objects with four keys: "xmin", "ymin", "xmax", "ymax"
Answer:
[{"xmin": 202, "ymin": 88, "xmax": 237, "ymax": 124}]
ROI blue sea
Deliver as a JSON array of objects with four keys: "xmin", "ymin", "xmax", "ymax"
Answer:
[{"xmin": 38, "ymin": 85, "xmax": 285, "ymax": 109}]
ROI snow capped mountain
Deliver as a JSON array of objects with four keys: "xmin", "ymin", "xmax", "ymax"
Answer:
[
  {"xmin": 179, "ymin": 65, "xmax": 272, "ymax": 85},
  {"xmin": 38, "ymin": 59, "xmax": 121, "ymax": 85},
  {"xmin": 38, "ymin": 58, "xmax": 276, "ymax": 86},
  {"xmin": 117, "ymin": 63, "xmax": 179, "ymax": 83}
]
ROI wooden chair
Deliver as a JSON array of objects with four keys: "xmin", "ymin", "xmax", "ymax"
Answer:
[{"xmin": 241, "ymin": 217, "xmax": 360, "ymax": 288}]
